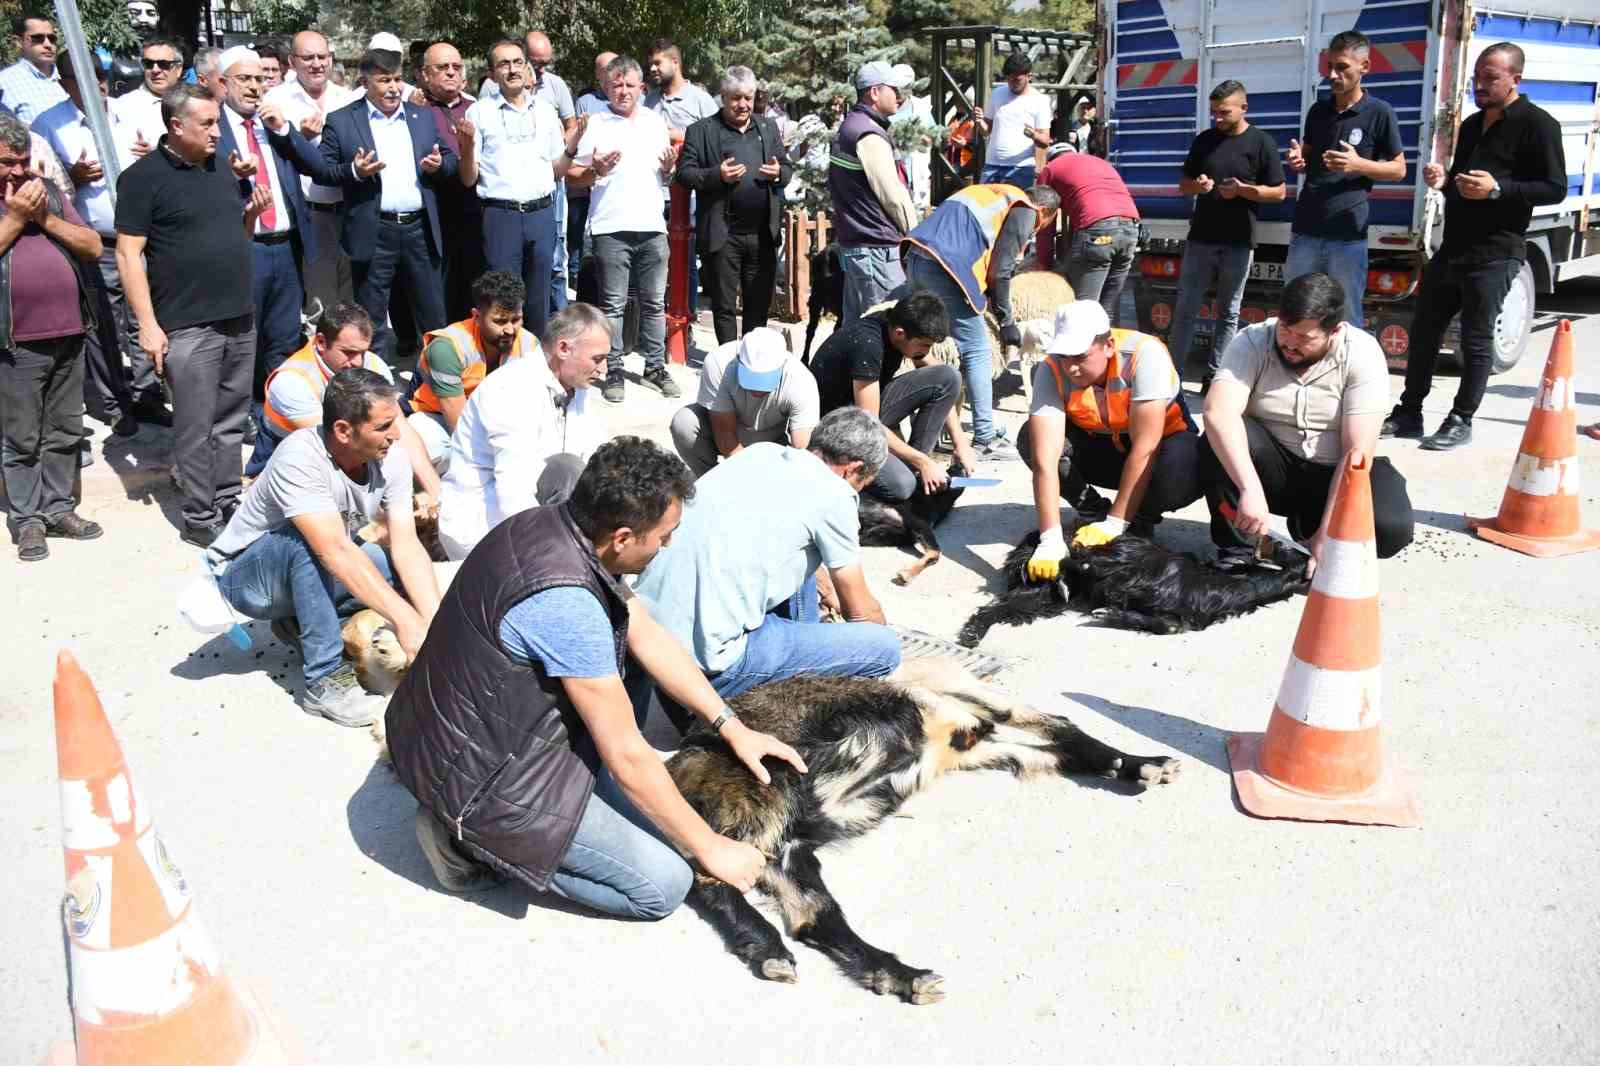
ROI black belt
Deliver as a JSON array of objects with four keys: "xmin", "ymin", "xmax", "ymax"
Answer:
[
  {"xmin": 308, "ymin": 201, "xmax": 339, "ymax": 213},
  {"xmin": 482, "ymin": 194, "xmax": 553, "ymax": 213},
  {"xmin": 380, "ymin": 210, "xmax": 423, "ymax": 223},
  {"xmin": 252, "ymin": 231, "xmax": 293, "ymax": 245}
]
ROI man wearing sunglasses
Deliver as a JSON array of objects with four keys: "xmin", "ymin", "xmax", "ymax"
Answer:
[
  {"xmin": 111, "ymin": 38, "xmax": 184, "ymax": 169},
  {"xmin": 0, "ymin": 15, "xmax": 67, "ymax": 124}
]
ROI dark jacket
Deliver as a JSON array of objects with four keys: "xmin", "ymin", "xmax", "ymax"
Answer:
[
  {"xmin": 0, "ymin": 182, "xmax": 97, "ymax": 351},
  {"xmin": 675, "ymin": 111, "xmax": 792, "ymax": 254},
  {"xmin": 384, "ymin": 503, "xmax": 633, "ymax": 891},
  {"xmin": 216, "ymin": 104, "xmax": 319, "ymax": 264},
  {"xmin": 290, "ymin": 97, "xmax": 459, "ymax": 262},
  {"xmin": 827, "ymin": 104, "xmax": 905, "ymax": 248}
]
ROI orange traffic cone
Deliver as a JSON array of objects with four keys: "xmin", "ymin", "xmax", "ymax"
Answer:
[
  {"xmin": 47, "ymin": 651, "xmax": 299, "ymax": 1066},
  {"xmin": 1227, "ymin": 451, "xmax": 1421, "ymax": 827},
  {"xmin": 1469, "ymin": 319, "xmax": 1600, "ymax": 557}
]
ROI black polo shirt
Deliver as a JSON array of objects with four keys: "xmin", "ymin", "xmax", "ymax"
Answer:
[
  {"xmin": 1292, "ymin": 91, "xmax": 1404, "ymax": 240},
  {"xmin": 812, "ymin": 312, "xmax": 899, "ymax": 414},
  {"xmin": 114, "ymin": 138, "xmax": 253, "ymax": 330},
  {"xmin": 1440, "ymin": 94, "xmax": 1567, "ymax": 265},
  {"xmin": 704, "ymin": 112, "xmax": 781, "ymax": 232},
  {"xmin": 1181, "ymin": 125, "xmax": 1285, "ymax": 247}
]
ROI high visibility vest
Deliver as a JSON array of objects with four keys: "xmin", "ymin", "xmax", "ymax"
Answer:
[
  {"xmin": 409, "ymin": 318, "xmax": 537, "ymax": 415},
  {"xmin": 900, "ymin": 183, "xmax": 1036, "ymax": 314},
  {"xmin": 260, "ymin": 340, "xmax": 387, "ymax": 441},
  {"xmin": 1044, "ymin": 329, "xmax": 1190, "ymax": 451}
]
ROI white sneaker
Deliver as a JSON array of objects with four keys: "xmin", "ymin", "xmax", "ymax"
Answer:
[{"xmin": 975, "ymin": 434, "xmax": 1021, "ymax": 461}]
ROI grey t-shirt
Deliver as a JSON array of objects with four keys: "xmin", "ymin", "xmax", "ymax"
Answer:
[
  {"xmin": 208, "ymin": 426, "xmax": 411, "ymax": 560},
  {"xmin": 644, "ymin": 82, "xmax": 718, "ymax": 133},
  {"xmin": 1028, "ymin": 339, "xmax": 1179, "ymax": 420},
  {"xmin": 697, "ymin": 340, "xmax": 821, "ymax": 446}
]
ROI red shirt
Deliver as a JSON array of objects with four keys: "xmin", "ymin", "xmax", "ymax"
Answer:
[
  {"xmin": 1040, "ymin": 152, "xmax": 1139, "ymax": 231},
  {"xmin": 6, "ymin": 194, "xmax": 86, "ymax": 343}
]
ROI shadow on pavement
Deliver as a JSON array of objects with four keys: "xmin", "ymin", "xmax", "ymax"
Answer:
[
  {"xmin": 1061, "ymin": 690, "xmax": 1231, "ymax": 774},
  {"xmin": 169, "ymin": 623, "xmax": 298, "ymax": 699},
  {"xmin": 1410, "ymin": 508, "xmax": 1473, "ymax": 535},
  {"xmin": 101, "ymin": 431, "xmax": 188, "ymax": 534}
]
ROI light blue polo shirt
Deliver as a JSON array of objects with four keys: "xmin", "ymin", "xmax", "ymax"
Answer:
[{"xmin": 463, "ymin": 92, "xmax": 564, "ymax": 202}]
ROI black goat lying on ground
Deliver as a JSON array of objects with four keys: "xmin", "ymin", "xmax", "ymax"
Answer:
[
  {"xmin": 857, "ymin": 466, "xmax": 966, "ymax": 585},
  {"xmin": 666, "ymin": 658, "xmax": 1179, "ymax": 1003},
  {"xmin": 959, "ymin": 531, "xmax": 1310, "ymax": 646}
]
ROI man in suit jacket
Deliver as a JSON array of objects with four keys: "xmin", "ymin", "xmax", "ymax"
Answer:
[
  {"xmin": 675, "ymin": 65, "xmax": 791, "ymax": 345},
  {"xmin": 301, "ymin": 48, "xmax": 458, "ymax": 361}
]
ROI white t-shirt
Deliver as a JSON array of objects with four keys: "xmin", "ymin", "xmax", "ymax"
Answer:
[
  {"xmin": 574, "ymin": 106, "xmax": 671, "ymax": 235},
  {"xmin": 110, "ymin": 86, "xmax": 165, "ymax": 169},
  {"xmin": 984, "ymin": 84, "xmax": 1053, "ymax": 168},
  {"xmin": 262, "ymin": 79, "xmax": 362, "ymax": 204}
]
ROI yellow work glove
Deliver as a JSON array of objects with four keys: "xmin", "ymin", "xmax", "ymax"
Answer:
[
  {"xmin": 1027, "ymin": 527, "xmax": 1067, "ymax": 582},
  {"xmin": 1072, "ymin": 515, "xmax": 1128, "ymax": 548}
]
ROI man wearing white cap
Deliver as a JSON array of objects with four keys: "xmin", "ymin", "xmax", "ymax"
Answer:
[
  {"xmin": 827, "ymin": 60, "xmax": 918, "ymax": 324},
  {"xmin": 670, "ymin": 326, "xmax": 819, "ymax": 477},
  {"xmin": 891, "ymin": 62, "xmax": 934, "ymax": 210},
  {"xmin": 366, "ymin": 32, "xmax": 421, "ymax": 101},
  {"xmin": 436, "ymin": 303, "xmax": 611, "ymax": 560},
  {"xmin": 1015, "ymin": 300, "xmax": 1204, "ymax": 580}
]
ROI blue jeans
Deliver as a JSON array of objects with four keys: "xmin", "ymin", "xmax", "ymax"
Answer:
[
  {"xmin": 708, "ymin": 572, "xmax": 902, "ymax": 700},
  {"xmin": 593, "ymin": 230, "xmax": 668, "ymax": 373},
  {"xmin": 1284, "ymin": 234, "xmax": 1368, "ymax": 329},
  {"xmin": 839, "ymin": 244, "xmax": 906, "ymax": 324},
  {"xmin": 215, "ymin": 527, "xmax": 398, "ymax": 686},
  {"xmin": 903, "ymin": 252, "xmax": 1003, "ymax": 445},
  {"xmin": 981, "ymin": 163, "xmax": 1036, "ymax": 188},
  {"xmin": 1167, "ymin": 241, "xmax": 1253, "ymax": 379}
]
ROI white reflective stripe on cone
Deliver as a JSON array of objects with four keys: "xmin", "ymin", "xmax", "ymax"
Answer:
[
  {"xmin": 58, "ymin": 770, "xmax": 152, "ymax": 851},
  {"xmin": 1275, "ymin": 655, "xmax": 1383, "ymax": 731},
  {"xmin": 70, "ymin": 908, "xmax": 223, "ymax": 1024},
  {"xmin": 1507, "ymin": 454, "xmax": 1579, "ymax": 497},
  {"xmin": 1535, "ymin": 375, "xmax": 1574, "ymax": 411},
  {"xmin": 1310, "ymin": 536, "xmax": 1378, "ymax": 600}
]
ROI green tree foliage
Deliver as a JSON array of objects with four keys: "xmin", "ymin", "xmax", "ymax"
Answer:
[
  {"xmin": 725, "ymin": 3, "xmax": 903, "ymax": 126},
  {"xmin": 248, "ymin": 0, "xmax": 322, "ymax": 37},
  {"xmin": 1, "ymin": 0, "xmax": 140, "ymax": 63}
]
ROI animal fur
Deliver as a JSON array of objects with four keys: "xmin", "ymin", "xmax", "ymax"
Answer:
[
  {"xmin": 857, "ymin": 463, "xmax": 967, "ymax": 585},
  {"xmin": 802, "ymin": 244, "xmax": 845, "ymax": 364},
  {"xmin": 665, "ymin": 657, "xmax": 1180, "ymax": 1002},
  {"xmin": 958, "ymin": 531, "xmax": 1311, "ymax": 646},
  {"xmin": 355, "ymin": 492, "xmax": 447, "ymax": 562}
]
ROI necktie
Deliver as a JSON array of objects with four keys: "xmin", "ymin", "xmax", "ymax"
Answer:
[{"xmin": 241, "ymin": 118, "xmax": 278, "ymax": 230}]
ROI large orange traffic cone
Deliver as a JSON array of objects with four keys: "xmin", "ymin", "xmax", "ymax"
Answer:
[
  {"xmin": 47, "ymin": 651, "xmax": 299, "ymax": 1065},
  {"xmin": 1227, "ymin": 451, "xmax": 1421, "ymax": 827},
  {"xmin": 1468, "ymin": 319, "xmax": 1600, "ymax": 557}
]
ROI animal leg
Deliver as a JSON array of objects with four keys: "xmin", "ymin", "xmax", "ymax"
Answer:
[
  {"xmin": 775, "ymin": 844, "xmax": 945, "ymax": 1005},
  {"xmin": 892, "ymin": 545, "xmax": 940, "ymax": 585},
  {"xmin": 687, "ymin": 874, "xmax": 799, "ymax": 984}
]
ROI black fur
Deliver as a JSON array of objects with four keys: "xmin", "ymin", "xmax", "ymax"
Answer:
[
  {"xmin": 856, "ymin": 464, "xmax": 966, "ymax": 584},
  {"xmin": 959, "ymin": 531, "xmax": 1311, "ymax": 646},
  {"xmin": 665, "ymin": 668, "xmax": 1179, "ymax": 1002},
  {"xmin": 801, "ymin": 244, "xmax": 845, "ymax": 365}
]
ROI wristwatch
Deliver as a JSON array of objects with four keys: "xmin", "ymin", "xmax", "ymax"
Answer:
[
  {"xmin": 710, "ymin": 707, "xmax": 739, "ymax": 733},
  {"xmin": 1488, "ymin": 178, "xmax": 1502, "ymax": 200}
]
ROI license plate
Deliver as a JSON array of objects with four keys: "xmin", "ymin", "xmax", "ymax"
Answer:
[{"xmin": 1249, "ymin": 262, "xmax": 1284, "ymax": 282}]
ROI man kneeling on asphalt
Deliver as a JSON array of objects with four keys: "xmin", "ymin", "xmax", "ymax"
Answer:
[
  {"xmin": 634, "ymin": 406, "xmax": 901, "ymax": 701},
  {"xmin": 1017, "ymin": 300, "xmax": 1204, "ymax": 578},
  {"xmin": 809, "ymin": 291, "xmax": 978, "ymax": 498},
  {"xmin": 669, "ymin": 326, "xmax": 820, "ymax": 478},
  {"xmin": 385, "ymin": 438, "xmax": 806, "ymax": 917},
  {"xmin": 1202, "ymin": 272, "xmax": 1414, "ymax": 568},
  {"xmin": 207, "ymin": 369, "xmax": 441, "ymax": 726}
]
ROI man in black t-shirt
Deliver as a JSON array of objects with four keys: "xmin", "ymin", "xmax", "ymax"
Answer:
[
  {"xmin": 116, "ymin": 83, "xmax": 272, "ymax": 547},
  {"xmin": 1168, "ymin": 80, "xmax": 1286, "ymax": 386},
  {"xmin": 1284, "ymin": 30, "xmax": 1407, "ymax": 328},
  {"xmin": 811, "ymin": 292, "xmax": 976, "ymax": 501}
]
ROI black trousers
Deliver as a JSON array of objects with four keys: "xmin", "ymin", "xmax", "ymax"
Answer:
[
  {"xmin": 868, "ymin": 363, "xmax": 962, "ymax": 501},
  {"xmin": 440, "ymin": 206, "xmax": 484, "ymax": 323},
  {"xmin": 1201, "ymin": 417, "xmax": 1414, "ymax": 557},
  {"xmin": 81, "ymin": 245, "xmax": 133, "ymax": 424},
  {"xmin": 0, "ymin": 334, "xmax": 85, "ymax": 531},
  {"xmin": 705, "ymin": 230, "xmax": 778, "ymax": 345},
  {"xmin": 1399, "ymin": 253, "xmax": 1519, "ymax": 422},
  {"xmin": 353, "ymin": 217, "xmax": 447, "ymax": 363},
  {"xmin": 1018, "ymin": 417, "xmax": 1206, "ymax": 526}
]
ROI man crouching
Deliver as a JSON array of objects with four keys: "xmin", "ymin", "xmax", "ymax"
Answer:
[
  {"xmin": 207, "ymin": 368, "xmax": 440, "ymax": 726},
  {"xmin": 384, "ymin": 438, "xmax": 806, "ymax": 918}
]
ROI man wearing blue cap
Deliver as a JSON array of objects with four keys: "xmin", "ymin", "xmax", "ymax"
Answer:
[{"xmin": 670, "ymin": 326, "xmax": 819, "ymax": 477}]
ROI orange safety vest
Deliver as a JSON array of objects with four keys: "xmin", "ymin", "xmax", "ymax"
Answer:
[
  {"xmin": 1044, "ymin": 329, "xmax": 1190, "ymax": 451},
  {"xmin": 900, "ymin": 183, "xmax": 1042, "ymax": 314},
  {"xmin": 260, "ymin": 340, "xmax": 388, "ymax": 438},
  {"xmin": 409, "ymin": 317, "xmax": 537, "ymax": 415}
]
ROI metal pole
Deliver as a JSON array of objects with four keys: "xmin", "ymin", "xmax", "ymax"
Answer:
[
  {"xmin": 52, "ymin": 0, "xmax": 122, "ymax": 199},
  {"xmin": 665, "ymin": 133, "xmax": 692, "ymax": 364}
]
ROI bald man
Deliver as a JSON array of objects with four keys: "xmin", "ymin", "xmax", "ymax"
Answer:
[{"xmin": 418, "ymin": 41, "xmax": 483, "ymax": 321}]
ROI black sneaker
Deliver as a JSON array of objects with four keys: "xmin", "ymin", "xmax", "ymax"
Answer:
[
  {"xmin": 17, "ymin": 523, "xmax": 47, "ymax": 562},
  {"xmin": 111, "ymin": 412, "xmax": 139, "ymax": 437},
  {"xmin": 1380, "ymin": 404, "xmax": 1424, "ymax": 439},
  {"xmin": 1068, "ymin": 486, "xmax": 1111, "ymax": 522},
  {"xmin": 45, "ymin": 512, "xmax": 103, "ymax": 540},
  {"xmin": 602, "ymin": 371, "xmax": 625, "ymax": 404},
  {"xmin": 1419, "ymin": 412, "xmax": 1472, "ymax": 451},
  {"xmin": 642, "ymin": 366, "xmax": 682, "ymax": 398},
  {"xmin": 242, "ymin": 414, "xmax": 259, "ymax": 446},
  {"xmin": 1126, "ymin": 518, "xmax": 1158, "ymax": 539},
  {"xmin": 132, "ymin": 400, "xmax": 173, "ymax": 427},
  {"xmin": 180, "ymin": 520, "xmax": 223, "ymax": 549}
]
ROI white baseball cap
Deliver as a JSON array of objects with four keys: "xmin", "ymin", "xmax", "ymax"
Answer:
[
  {"xmin": 368, "ymin": 32, "xmax": 404, "ymax": 53},
  {"xmin": 218, "ymin": 46, "xmax": 260, "ymax": 75},
  {"xmin": 890, "ymin": 63, "xmax": 917, "ymax": 88},
  {"xmin": 856, "ymin": 61, "xmax": 913, "ymax": 91},
  {"xmin": 1046, "ymin": 300, "xmax": 1113, "ymax": 356},
  {"xmin": 736, "ymin": 328, "xmax": 788, "ymax": 391}
]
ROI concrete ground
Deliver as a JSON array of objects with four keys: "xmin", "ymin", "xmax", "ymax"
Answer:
[{"xmin": 4, "ymin": 285, "xmax": 1599, "ymax": 1065}]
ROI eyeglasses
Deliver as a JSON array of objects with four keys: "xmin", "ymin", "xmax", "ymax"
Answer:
[
  {"xmin": 227, "ymin": 73, "xmax": 267, "ymax": 84},
  {"xmin": 143, "ymin": 58, "xmax": 181, "ymax": 70},
  {"xmin": 493, "ymin": 58, "xmax": 526, "ymax": 70},
  {"xmin": 27, "ymin": 32, "xmax": 58, "ymax": 44}
]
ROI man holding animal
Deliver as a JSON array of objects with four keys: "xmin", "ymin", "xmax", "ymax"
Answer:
[
  {"xmin": 669, "ymin": 326, "xmax": 820, "ymax": 478},
  {"xmin": 206, "ymin": 369, "xmax": 441, "ymax": 727},
  {"xmin": 1017, "ymin": 301, "xmax": 1206, "ymax": 579},
  {"xmin": 635, "ymin": 407, "xmax": 902, "ymax": 701},
  {"xmin": 1202, "ymin": 272, "xmax": 1414, "ymax": 569},
  {"xmin": 386, "ymin": 438, "xmax": 808, "ymax": 917}
]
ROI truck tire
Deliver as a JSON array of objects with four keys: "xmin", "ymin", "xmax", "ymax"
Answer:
[{"xmin": 1490, "ymin": 260, "xmax": 1535, "ymax": 373}]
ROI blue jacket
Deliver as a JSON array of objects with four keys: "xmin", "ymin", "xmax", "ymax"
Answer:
[
  {"xmin": 216, "ymin": 104, "xmax": 319, "ymax": 263},
  {"xmin": 299, "ymin": 97, "xmax": 459, "ymax": 261}
]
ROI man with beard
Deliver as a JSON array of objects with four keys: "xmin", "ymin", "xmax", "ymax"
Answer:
[{"xmin": 1201, "ymin": 272, "xmax": 1413, "ymax": 571}]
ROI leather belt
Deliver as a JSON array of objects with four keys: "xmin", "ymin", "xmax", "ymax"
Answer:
[
  {"xmin": 308, "ymin": 201, "xmax": 340, "ymax": 213},
  {"xmin": 252, "ymin": 231, "xmax": 293, "ymax": 245},
  {"xmin": 380, "ymin": 210, "xmax": 423, "ymax": 223},
  {"xmin": 482, "ymin": 194, "xmax": 553, "ymax": 213}
]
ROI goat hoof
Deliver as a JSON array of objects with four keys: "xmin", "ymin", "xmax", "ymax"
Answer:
[
  {"xmin": 909, "ymin": 971, "xmax": 946, "ymax": 1005},
  {"xmin": 1130, "ymin": 756, "xmax": 1181, "ymax": 787},
  {"xmin": 759, "ymin": 956, "xmax": 798, "ymax": 983},
  {"xmin": 865, "ymin": 965, "xmax": 945, "ymax": 1004}
]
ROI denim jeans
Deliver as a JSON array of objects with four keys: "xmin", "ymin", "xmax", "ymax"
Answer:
[
  {"xmin": 1064, "ymin": 217, "xmax": 1139, "ymax": 325},
  {"xmin": 903, "ymin": 252, "xmax": 1002, "ymax": 445},
  {"xmin": 869, "ymin": 364, "xmax": 962, "ymax": 501},
  {"xmin": 1399, "ymin": 254, "xmax": 1520, "ymax": 422},
  {"xmin": 215, "ymin": 527, "xmax": 399, "ymax": 686},
  {"xmin": 839, "ymin": 244, "xmax": 906, "ymax": 324},
  {"xmin": 981, "ymin": 163, "xmax": 1037, "ymax": 189},
  {"xmin": 708, "ymin": 571, "xmax": 902, "ymax": 700},
  {"xmin": 1284, "ymin": 234, "xmax": 1367, "ymax": 329},
  {"xmin": 1167, "ymin": 241, "xmax": 1253, "ymax": 379},
  {"xmin": 592, "ymin": 230, "xmax": 668, "ymax": 373}
]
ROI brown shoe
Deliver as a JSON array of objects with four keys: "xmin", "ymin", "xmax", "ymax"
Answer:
[
  {"xmin": 17, "ymin": 523, "xmax": 47, "ymax": 561},
  {"xmin": 45, "ymin": 512, "xmax": 103, "ymax": 540}
]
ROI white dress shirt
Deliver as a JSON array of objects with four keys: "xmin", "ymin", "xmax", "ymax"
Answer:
[
  {"xmin": 110, "ymin": 86, "xmax": 164, "ymax": 168},
  {"xmin": 366, "ymin": 103, "xmax": 423, "ymax": 213},
  {"xmin": 262, "ymin": 79, "xmax": 359, "ymax": 204},
  {"xmin": 223, "ymin": 103, "xmax": 291, "ymax": 235},
  {"xmin": 31, "ymin": 98, "xmax": 118, "ymax": 234},
  {"xmin": 462, "ymin": 92, "xmax": 562, "ymax": 202},
  {"xmin": 438, "ymin": 355, "xmax": 606, "ymax": 556}
]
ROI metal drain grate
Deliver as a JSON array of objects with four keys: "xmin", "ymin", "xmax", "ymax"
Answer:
[{"xmin": 894, "ymin": 627, "xmax": 1011, "ymax": 679}]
